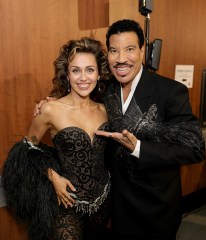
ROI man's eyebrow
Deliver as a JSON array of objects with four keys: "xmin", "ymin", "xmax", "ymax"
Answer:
[
  {"xmin": 109, "ymin": 45, "xmax": 137, "ymax": 49},
  {"xmin": 125, "ymin": 44, "xmax": 137, "ymax": 48}
]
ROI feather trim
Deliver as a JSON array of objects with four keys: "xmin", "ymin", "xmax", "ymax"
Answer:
[{"xmin": 2, "ymin": 139, "xmax": 61, "ymax": 240}]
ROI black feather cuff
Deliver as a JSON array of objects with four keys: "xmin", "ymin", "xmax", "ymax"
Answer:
[{"xmin": 2, "ymin": 138, "xmax": 61, "ymax": 240}]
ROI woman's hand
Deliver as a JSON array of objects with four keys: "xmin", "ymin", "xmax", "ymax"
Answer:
[
  {"xmin": 95, "ymin": 129, "xmax": 137, "ymax": 152},
  {"xmin": 48, "ymin": 169, "xmax": 76, "ymax": 208}
]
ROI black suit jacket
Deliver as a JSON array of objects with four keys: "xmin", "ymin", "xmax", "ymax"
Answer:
[{"xmin": 103, "ymin": 67, "xmax": 205, "ymax": 238}]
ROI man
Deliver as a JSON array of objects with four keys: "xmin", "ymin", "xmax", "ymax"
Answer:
[
  {"xmin": 35, "ymin": 19, "xmax": 205, "ymax": 240},
  {"xmin": 95, "ymin": 19, "xmax": 205, "ymax": 240}
]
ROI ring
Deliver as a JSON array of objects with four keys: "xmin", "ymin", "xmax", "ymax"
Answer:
[{"xmin": 109, "ymin": 132, "xmax": 112, "ymax": 137}]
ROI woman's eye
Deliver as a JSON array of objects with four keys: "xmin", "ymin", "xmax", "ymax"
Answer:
[
  {"xmin": 72, "ymin": 69, "xmax": 80, "ymax": 73},
  {"xmin": 87, "ymin": 68, "xmax": 95, "ymax": 73}
]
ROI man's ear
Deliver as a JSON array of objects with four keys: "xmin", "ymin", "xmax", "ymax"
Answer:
[{"xmin": 141, "ymin": 45, "xmax": 145, "ymax": 55}]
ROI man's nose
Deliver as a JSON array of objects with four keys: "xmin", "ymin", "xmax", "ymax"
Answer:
[{"xmin": 116, "ymin": 51, "xmax": 127, "ymax": 62}]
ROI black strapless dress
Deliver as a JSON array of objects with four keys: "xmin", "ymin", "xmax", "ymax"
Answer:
[{"xmin": 52, "ymin": 122, "xmax": 111, "ymax": 240}]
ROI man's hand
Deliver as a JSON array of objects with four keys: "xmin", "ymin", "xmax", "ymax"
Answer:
[
  {"xmin": 33, "ymin": 97, "xmax": 56, "ymax": 116},
  {"xmin": 95, "ymin": 129, "xmax": 137, "ymax": 152}
]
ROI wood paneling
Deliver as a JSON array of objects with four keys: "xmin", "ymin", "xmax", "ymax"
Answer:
[
  {"xmin": 0, "ymin": 207, "xmax": 28, "ymax": 240},
  {"xmin": 150, "ymin": 0, "xmax": 206, "ymax": 117},
  {"xmin": 149, "ymin": 0, "xmax": 206, "ymax": 196},
  {"xmin": 0, "ymin": 1, "xmax": 144, "ymax": 238},
  {"xmin": 0, "ymin": 0, "xmax": 206, "ymax": 238},
  {"xmin": 0, "ymin": 0, "xmax": 144, "ymax": 173},
  {"xmin": 78, "ymin": 0, "xmax": 109, "ymax": 30},
  {"xmin": 180, "ymin": 161, "xmax": 206, "ymax": 195},
  {"xmin": 0, "ymin": 0, "xmax": 107, "ymax": 165}
]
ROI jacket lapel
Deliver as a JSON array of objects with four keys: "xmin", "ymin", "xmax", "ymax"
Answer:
[{"xmin": 132, "ymin": 68, "xmax": 153, "ymax": 113}]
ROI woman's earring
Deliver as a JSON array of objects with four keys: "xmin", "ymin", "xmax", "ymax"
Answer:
[
  {"xmin": 97, "ymin": 76, "xmax": 101, "ymax": 92},
  {"xmin": 67, "ymin": 77, "xmax": 71, "ymax": 92}
]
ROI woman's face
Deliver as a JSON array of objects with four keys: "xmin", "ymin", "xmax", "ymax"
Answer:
[{"xmin": 68, "ymin": 53, "xmax": 99, "ymax": 98}]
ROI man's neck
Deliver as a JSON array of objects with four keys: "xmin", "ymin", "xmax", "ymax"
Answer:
[{"xmin": 121, "ymin": 83, "xmax": 132, "ymax": 103}]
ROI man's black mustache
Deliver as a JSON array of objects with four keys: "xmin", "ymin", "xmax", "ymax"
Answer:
[{"xmin": 114, "ymin": 63, "xmax": 132, "ymax": 68}]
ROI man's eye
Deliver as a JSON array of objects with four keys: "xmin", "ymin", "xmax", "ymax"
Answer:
[{"xmin": 127, "ymin": 47, "xmax": 134, "ymax": 52}]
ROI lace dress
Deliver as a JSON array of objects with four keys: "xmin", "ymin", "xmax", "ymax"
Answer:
[{"xmin": 52, "ymin": 122, "xmax": 111, "ymax": 240}]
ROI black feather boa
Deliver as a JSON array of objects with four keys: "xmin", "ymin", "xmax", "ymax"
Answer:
[{"xmin": 2, "ymin": 139, "xmax": 62, "ymax": 240}]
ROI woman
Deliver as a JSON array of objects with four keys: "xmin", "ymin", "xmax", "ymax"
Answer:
[{"xmin": 2, "ymin": 37, "xmax": 112, "ymax": 240}]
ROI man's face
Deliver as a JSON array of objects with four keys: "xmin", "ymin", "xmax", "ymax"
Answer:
[{"xmin": 108, "ymin": 32, "xmax": 144, "ymax": 87}]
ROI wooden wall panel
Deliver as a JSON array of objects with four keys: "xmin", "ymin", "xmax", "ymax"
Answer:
[
  {"xmin": 150, "ymin": 0, "xmax": 206, "ymax": 117},
  {"xmin": 78, "ymin": 0, "xmax": 109, "ymax": 30},
  {"xmin": 0, "ymin": 0, "xmax": 144, "ymax": 170},
  {"xmin": 0, "ymin": 207, "xmax": 28, "ymax": 240},
  {"xmin": 0, "ymin": 0, "xmax": 143, "ymax": 239},
  {"xmin": 0, "ymin": 0, "xmax": 107, "ymax": 166},
  {"xmin": 0, "ymin": 0, "xmax": 206, "ymax": 238},
  {"xmin": 149, "ymin": 0, "xmax": 206, "ymax": 196}
]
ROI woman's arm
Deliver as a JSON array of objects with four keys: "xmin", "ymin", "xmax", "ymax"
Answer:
[
  {"xmin": 27, "ymin": 103, "xmax": 51, "ymax": 144},
  {"xmin": 28, "ymin": 104, "xmax": 76, "ymax": 207}
]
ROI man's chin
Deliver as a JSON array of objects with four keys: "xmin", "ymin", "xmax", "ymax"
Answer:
[{"xmin": 115, "ymin": 73, "xmax": 128, "ymax": 79}]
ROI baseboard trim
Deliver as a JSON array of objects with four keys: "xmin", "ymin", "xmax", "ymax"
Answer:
[{"xmin": 181, "ymin": 187, "xmax": 206, "ymax": 213}]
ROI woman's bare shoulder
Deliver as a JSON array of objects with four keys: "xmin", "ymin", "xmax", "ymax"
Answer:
[
  {"xmin": 98, "ymin": 102, "xmax": 106, "ymax": 112},
  {"xmin": 40, "ymin": 100, "xmax": 59, "ymax": 115}
]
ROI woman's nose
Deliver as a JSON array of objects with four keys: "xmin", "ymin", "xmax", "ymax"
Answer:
[{"xmin": 80, "ymin": 71, "xmax": 87, "ymax": 80}]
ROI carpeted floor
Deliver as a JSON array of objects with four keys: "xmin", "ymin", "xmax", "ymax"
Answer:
[{"xmin": 177, "ymin": 204, "xmax": 206, "ymax": 240}]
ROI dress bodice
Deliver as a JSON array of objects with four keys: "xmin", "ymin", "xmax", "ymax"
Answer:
[{"xmin": 52, "ymin": 122, "xmax": 110, "ymax": 213}]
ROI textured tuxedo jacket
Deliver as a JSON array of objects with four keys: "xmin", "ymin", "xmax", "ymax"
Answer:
[{"xmin": 103, "ymin": 67, "xmax": 205, "ymax": 238}]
